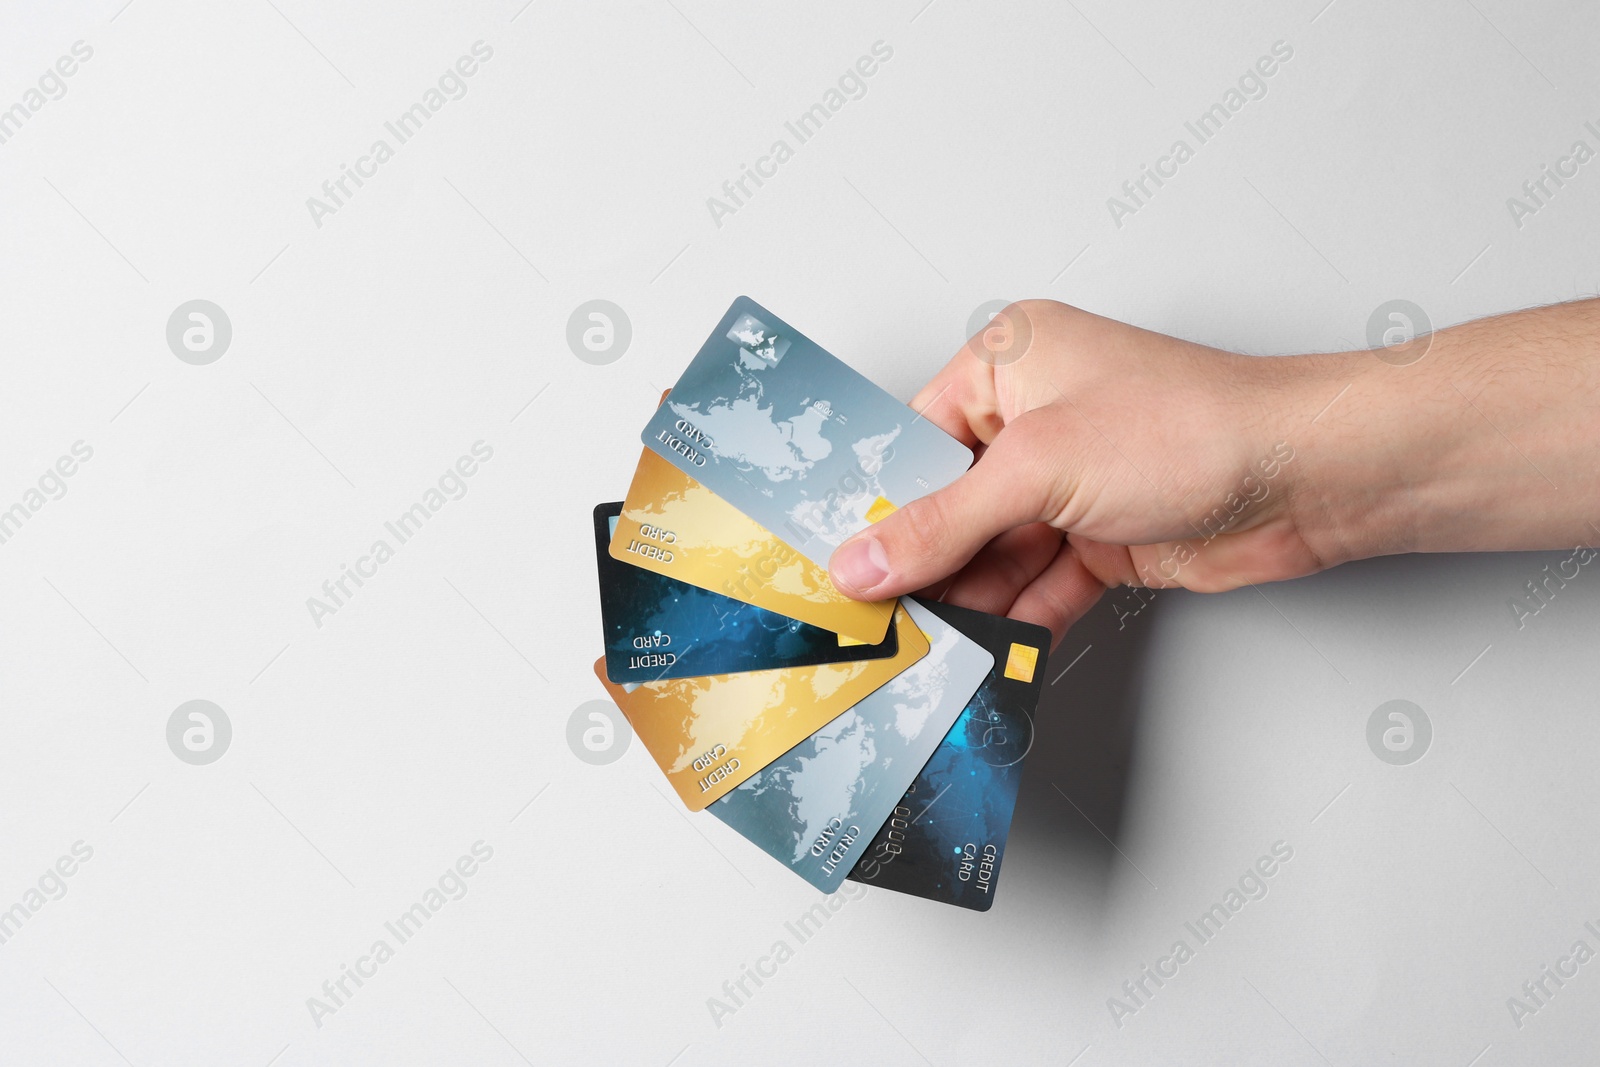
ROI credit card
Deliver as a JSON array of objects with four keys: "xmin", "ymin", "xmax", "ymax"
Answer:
[
  {"xmin": 610, "ymin": 446, "xmax": 895, "ymax": 645},
  {"xmin": 708, "ymin": 598, "xmax": 993, "ymax": 892},
  {"xmin": 591, "ymin": 604, "xmax": 928, "ymax": 810},
  {"xmin": 847, "ymin": 601, "xmax": 1050, "ymax": 910},
  {"xmin": 593, "ymin": 502, "xmax": 897, "ymax": 684},
  {"xmin": 641, "ymin": 297, "xmax": 973, "ymax": 569}
]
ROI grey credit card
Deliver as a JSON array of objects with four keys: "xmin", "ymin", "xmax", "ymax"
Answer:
[
  {"xmin": 641, "ymin": 296, "xmax": 973, "ymax": 569},
  {"xmin": 708, "ymin": 598, "xmax": 993, "ymax": 892}
]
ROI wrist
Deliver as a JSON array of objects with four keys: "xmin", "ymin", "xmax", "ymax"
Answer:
[
  {"xmin": 1280, "ymin": 304, "xmax": 1600, "ymax": 563},
  {"xmin": 1276, "ymin": 348, "xmax": 1445, "ymax": 565}
]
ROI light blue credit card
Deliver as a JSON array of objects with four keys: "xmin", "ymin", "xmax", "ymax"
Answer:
[
  {"xmin": 708, "ymin": 598, "xmax": 993, "ymax": 892},
  {"xmin": 641, "ymin": 297, "xmax": 974, "ymax": 569}
]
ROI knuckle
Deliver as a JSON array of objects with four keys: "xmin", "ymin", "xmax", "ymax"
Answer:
[
  {"xmin": 1014, "ymin": 590, "xmax": 1072, "ymax": 646},
  {"xmin": 991, "ymin": 545, "xmax": 1039, "ymax": 595},
  {"xmin": 1013, "ymin": 298, "xmax": 1069, "ymax": 320},
  {"xmin": 1015, "ymin": 298, "xmax": 1080, "ymax": 337},
  {"xmin": 895, "ymin": 494, "xmax": 950, "ymax": 568}
]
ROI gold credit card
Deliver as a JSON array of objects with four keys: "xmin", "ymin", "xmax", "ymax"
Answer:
[
  {"xmin": 608, "ymin": 446, "xmax": 895, "ymax": 644},
  {"xmin": 592, "ymin": 603, "xmax": 927, "ymax": 810}
]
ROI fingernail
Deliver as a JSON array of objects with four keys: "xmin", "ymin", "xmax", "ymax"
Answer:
[{"xmin": 831, "ymin": 536, "xmax": 890, "ymax": 594}]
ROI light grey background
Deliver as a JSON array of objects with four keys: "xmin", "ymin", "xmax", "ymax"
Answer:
[{"xmin": 2, "ymin": 1, "xmax": 1597, "ymax": 1064}]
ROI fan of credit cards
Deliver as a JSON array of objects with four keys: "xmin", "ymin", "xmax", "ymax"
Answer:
[{"xmin": 590, "ymin": 296, "xmax": 1052, "ymax": 911}]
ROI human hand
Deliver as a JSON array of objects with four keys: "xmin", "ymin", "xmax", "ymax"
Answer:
[{"xmin": 826, "ymin": 300, "xmax": 1332, "ymax": 645}]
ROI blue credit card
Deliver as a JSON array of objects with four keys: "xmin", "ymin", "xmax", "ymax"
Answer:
[
  {"xmin": 592, "ymin": 503, "xmax": 897, "ymax": 684},
  {"xmin": 708, "ymin": 598, "xmax": 993, "ymax": 892},
  {"xmin": 641, "ymin": 297, "xmax": 973, "ymax": 569},
  {"xmin": 847, "ymin": 600, "xmax": 1051, "ymax": 910}
]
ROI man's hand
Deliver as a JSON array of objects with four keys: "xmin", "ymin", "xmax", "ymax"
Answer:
[{"xmin": 828, "ymin": 297, "xmax": 1600, "ymax": 646}]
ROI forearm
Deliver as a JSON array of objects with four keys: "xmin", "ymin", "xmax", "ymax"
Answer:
[{"xmin": 1286, "ymin": 299, "xmax": 1600, "ymax": 564}]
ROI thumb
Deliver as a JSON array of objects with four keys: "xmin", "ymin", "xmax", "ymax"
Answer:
[{"xmin": 828, "ymin": 429, "xmax": 1058, "ymax": 600}]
